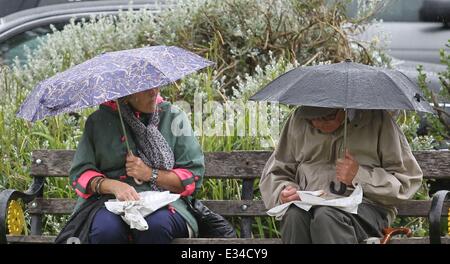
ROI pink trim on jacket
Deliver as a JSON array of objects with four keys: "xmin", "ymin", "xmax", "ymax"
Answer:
[
  {"xmin": 171, "ymin": 168, "xmax": 196, "ymax": 197},
  {"xmin": 75, "ymin": 170, "xmax": 104, "ymax": 199},
  {"xmin": 101, "ymin": 100, "xmax": 118, "ymax": 111},
  {"xmin": 75, "ymin": 189, "xmax": 92, "ymax": 200},
  {"xmin": 155, "ymin": 94, "xmax": 164, "ymax": 104}
]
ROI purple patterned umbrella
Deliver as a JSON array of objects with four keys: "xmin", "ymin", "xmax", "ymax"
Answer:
[{"xmin": 17, "ymin": 45, "xmax": 214, "ymax": 122}]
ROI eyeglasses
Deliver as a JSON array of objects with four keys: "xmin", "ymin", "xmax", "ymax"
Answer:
[{"xmin": 309, "ymin": 110, "xmax": 339, "ymax": 122}]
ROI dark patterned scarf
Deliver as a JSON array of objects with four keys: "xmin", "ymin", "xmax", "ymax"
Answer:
[{"xmin": 119, "ymin": 101, "xmax": 175, "ymax": 190}]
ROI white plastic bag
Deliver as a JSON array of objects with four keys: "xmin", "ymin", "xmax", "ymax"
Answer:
[
  {"xmin": 105, "ymin": 191, "xmax": 180, "ymax": 230},
  {"xmin": 267, "ymin": 185, "xmax": 363, "ymax": 220}
]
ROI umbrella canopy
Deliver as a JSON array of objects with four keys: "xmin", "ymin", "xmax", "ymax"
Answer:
[
  {"xmin": 393, "ymin": 59, "xmax": 444, "ymax": 95},
  {"xmin": 249, "ymin": 60, "xmax": 434, "ymax": 114},
  {"xmin": 17, "ymin": 45, "xmax": 214, "ymax": 122}
]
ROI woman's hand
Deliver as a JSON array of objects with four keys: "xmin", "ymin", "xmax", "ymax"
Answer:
[
  {"xmin": 126, "ymin": 152, "xmax": 152, "ymax": 182},
  {"xmin": 279, "ymin": 185, "xmax": 300, "ymax": 204},
  {"xmin": 108, "ymin": 180, "xmax": 140, "ymax": 201}
]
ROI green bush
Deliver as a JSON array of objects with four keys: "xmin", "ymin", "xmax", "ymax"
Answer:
[
  {"xmin": 9, "ymin": 0, "xmax": 388, "ymax": 96},
  {"xmin": 417, "ymin": 40, "xmax": 450, "ymax": 148}
]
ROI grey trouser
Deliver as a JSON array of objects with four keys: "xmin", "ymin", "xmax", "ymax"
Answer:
[{"xmin": 280, "ymin": 203, "xmax": 389, "ymax": 244}]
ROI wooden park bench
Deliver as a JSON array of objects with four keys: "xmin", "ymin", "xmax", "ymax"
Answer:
[{"xmin": 1, "ymin": 150, "xmax": 449, "ymax": 244}]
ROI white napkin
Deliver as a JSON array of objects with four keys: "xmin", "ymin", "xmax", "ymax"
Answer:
[
  {"xmin": 105, "ymin": 191, "xmax": 180, "ymax": 230},
  {"xmin": 267, "ymin": 185, "xmax": 363, "ymax": 220}
]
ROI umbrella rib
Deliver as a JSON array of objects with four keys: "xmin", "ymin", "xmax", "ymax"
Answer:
[
  {"xmin": 342, "ymin": 62, "xmax": 350, "ymax": 157},
  {"xmin": 126, "ymin": 54, "xmax": 173, "ymax": 80},
  {"xmin": 345, "ymin": 63, "xmax": 350, "ymax": 108},
  {"xmin": 394, "ymin": 70, "xmax": 433, "ymax": 113},
  {"xmin": 89, "ymin": 53, "xmax": 175, "ymax": 104},
  {"xmin": 380, "ymin": 70, "xmax": 416, "ymax": 110},
  {"xmin": 253, "ymin": 69, "xmax": 295, "ymax": 101},
  {"xmin": 278, "ymin": 69, "xmax": 319, "ymax": 104},
  {"xmin": 53, "ymin": 60, "xmax": 173, "ymax": 109}
]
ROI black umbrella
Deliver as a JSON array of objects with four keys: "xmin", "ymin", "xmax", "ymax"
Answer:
[{"xmin": 250, "ymin": 59, "xmax": 434, "ymax": 194}]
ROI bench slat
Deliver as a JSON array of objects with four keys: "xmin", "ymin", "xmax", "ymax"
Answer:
[
  {"xmin": 7, "ymin": 235, "xmax": 55, "ymax": 244},
  {"xmin": 30, "ymin": 150, "xmax": 271, "ymax": 179},
  {"xmin": 174, "ymin": 237, "xmax": 450, "ymax": 244},
  {"xmin": 6, "ymin": 235, "xmax": 280, "ymax": 244},
  {"xmin": 396, "ymin": 200, "xmax": 450, "ymax": 217},
  {"xmin": 204, "ymin": 152, "xmax": 270, "ymax": 179},
  {"xmin": 5, "ymin": 236, "xmax": 281, "ymax": 244},
  {"xmin": 172, "ymin": 238, "xmax": 281, "ymax": 244},
  {"xmin": 28, "ymin": 199, "xmax": 268, "ymax": 216},
  {"xmin": 6, "ymin": 235, "xmax": 450, "ymax": 244},
  {"xmin": 28, "ymin": 198, "xmax": 450, "ymax": 217},
  {"xmin": 389, "ymin": 237, "xmax": 449, "ymax": 244},
  {"xmin": 31, "ymin": 150, "xmax": 450, "ymax": 179}
]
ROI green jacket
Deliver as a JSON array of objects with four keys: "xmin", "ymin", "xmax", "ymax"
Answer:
[{"xmin": 69, "ymin": 101, "xmax": 204, "ymax": 237}]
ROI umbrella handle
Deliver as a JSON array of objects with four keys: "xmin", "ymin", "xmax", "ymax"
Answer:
[
  {"xmin": 329, "ymin": 181, "xmax": 347, "ymax": 195},
  {"xmin": 115, "ymin": 99, "xmax": 131, "ymax": 153},
  {"xmin": 332, "ymin": 109, "xmax": 349, "ymax": 195},
  {"xmin": 116, "ymin": 100, "xmax": 143, "ymax": 186}
]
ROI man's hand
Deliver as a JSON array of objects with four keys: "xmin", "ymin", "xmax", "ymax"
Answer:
[
  {"xmin": 279, "ymin": 185, "xmax": 300, "ymax": 204},
  {"xmin": 126, "ymin": 152, "xmax": 152, "ymax": 182},
  {"xmin": 336, "ymin": 150, "xmax": 359, "ymax": 186}
]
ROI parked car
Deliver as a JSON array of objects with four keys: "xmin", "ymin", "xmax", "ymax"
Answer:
[
  {"xmin": 0, "ymin": 0, "xmax": 103, "ymax": 18},
  {"xmin": 0, "ymin": 0, "xmax": 171, "ymax": 65},
  {"xmin": 352, "ymin": 0, "xmax": 449, "ymax": 89},
  {"xmin": 352, "ymin": 0, "xmax": 450, "ymax": 137}
]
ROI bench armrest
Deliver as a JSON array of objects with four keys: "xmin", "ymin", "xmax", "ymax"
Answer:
[
  {"xmin": 0, "ymin": 177, "xmax": 45, "ymax": 244},
  {"xmin": 429, "ymin": 190, "xmax": 450, "ymax": 244}
]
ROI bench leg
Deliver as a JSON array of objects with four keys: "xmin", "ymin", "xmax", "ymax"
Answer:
[
  {"xmin": 30, "ymin": 215, "xmax": 43, "ymax": 236},
  {"xmin": 429, "ymin": 190, "xmax": 449, "ymax": 244},
  {"xmin": 240, "ymin": 179, "xmax": 254, "ymax": 238},
  {"xmin": 0, "ymin": 177, "xmax": 45, "ymax": 243},
  {"xmin": 0, "ymin": 190, "xmax": 14, "ymax": 244}
]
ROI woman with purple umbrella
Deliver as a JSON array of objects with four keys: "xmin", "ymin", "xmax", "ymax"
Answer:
[
  {"xmin": 15, "ymin": 46, "xmax": 214, "ymax": 244},
  {"xmin": 63, "ymin": 87, "xmax": 204, "ymax": 244}
]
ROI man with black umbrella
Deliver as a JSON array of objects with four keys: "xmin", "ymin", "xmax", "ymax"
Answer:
[{"xmin": 259, "ymin": 106, "xmax": 423, "ymax": 244}]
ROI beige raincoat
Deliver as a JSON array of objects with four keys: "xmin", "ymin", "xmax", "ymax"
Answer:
[{"xmin": 260, "ymin": 108, "xmax": 423, "ymax": 224}]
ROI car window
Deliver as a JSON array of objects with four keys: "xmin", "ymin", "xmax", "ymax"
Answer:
[
  {"xmin": 347, "ymin": 0, "xmax": 447, "ymax": 22},
  {"xmin": 0, "ymin": 1, "xmax": 161, "ymax": 66},
  {"xmin": 0, "ymin": 23, "xmax": 66, "ymax": 66},
  {"xmin": 0, "ymin": 0, "xmax": 106, "ymax": 18}
]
